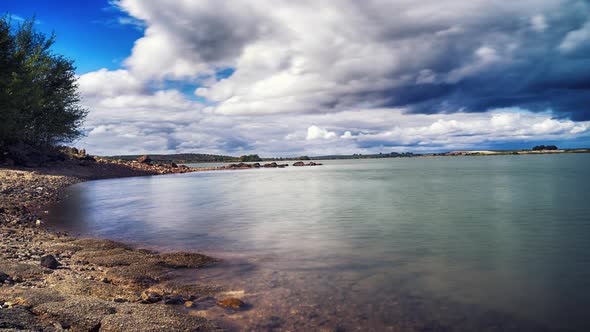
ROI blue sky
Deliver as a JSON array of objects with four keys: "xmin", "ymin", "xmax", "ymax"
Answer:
[
  {"xmin": 3, "ymin": 0, "xmax": 590, "ymax": 156},
  {"xmin": 3, "ymin": 0, "xmax": 141, "ymax": 73}
]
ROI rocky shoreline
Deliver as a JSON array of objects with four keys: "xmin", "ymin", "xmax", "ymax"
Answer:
[{"xmin": 0, "ymin": 158, "xmax": 250, "ymax": 331}]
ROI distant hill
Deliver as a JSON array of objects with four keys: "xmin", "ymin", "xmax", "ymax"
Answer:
[
  {"xmin": 107, "ymin": 153, "xmax": 239, "ymax": 164},
  {"xmin": 311, "ymin": 152, "xmax": 417, "ymax": 160}
]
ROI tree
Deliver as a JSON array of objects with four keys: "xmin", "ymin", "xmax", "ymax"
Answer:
[
  {"xmin": 239, "ymin": 154, "xmax": 262, "ymax": 162},
  {"xmin": 0, "ymin": 17, "xmax": 18, "ymax": 147},
  {"xmin": 0, "ymin": 16, "xmax": 86, "ymax": 151},
  {"xmin": 532, "ymin": 145, "xmax": 558, "ymax": 151}
]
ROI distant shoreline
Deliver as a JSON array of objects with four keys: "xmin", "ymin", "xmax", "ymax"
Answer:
[
  {"xmin": 105, "ymin": 148, "xmax": 590, "ymax": 165},
  {"xmin": 421, "ymin": 148, "xmax": 590, "ymax": 157}
]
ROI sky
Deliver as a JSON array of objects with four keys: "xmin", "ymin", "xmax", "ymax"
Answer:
[{"xmin": 3, "ymin": 0, "xmax": 590, "ymax": 156}]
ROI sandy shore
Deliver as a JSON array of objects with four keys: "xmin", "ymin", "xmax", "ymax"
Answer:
[{"xmin": 0, "ymin": 159, "xmax": 240, "ymax": 331}]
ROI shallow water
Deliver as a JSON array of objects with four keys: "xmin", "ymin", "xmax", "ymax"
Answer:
[{"xmin": 48, "ymin": 154, "xmax": 590, "ymax": 331}]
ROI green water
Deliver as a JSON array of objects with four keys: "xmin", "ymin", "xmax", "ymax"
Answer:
[{"xmin": 49, "ymin": 154, "xmax": 590, "ymax": 331}]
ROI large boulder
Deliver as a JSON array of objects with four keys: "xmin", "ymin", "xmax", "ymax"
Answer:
[{"xmin": 292, "ymin": 161, "xmax": 305, "ymax": 166}]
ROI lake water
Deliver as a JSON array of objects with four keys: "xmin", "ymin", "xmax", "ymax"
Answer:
[{"xmin": 48, "ymin": 154, "xmax": 590, "ymax": 331}]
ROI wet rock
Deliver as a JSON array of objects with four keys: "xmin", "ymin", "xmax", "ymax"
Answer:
[
  {"xmin": 0, "ymin": 306, "xmax": 45, "ymax": 330},
  {"xmin": 0, "ymin": 259, "xmax": 45, "ymax": 279},
  {"xmin": 158, "ymin": 252, "xmax": 216, "ymax": 268},
  {"xmin": 31, "ymin": 297, "xmax": 116, "ymax": 331},
  {"xmin": 99, "ymin": 303, "xmax": 220, "ymax": 332},
  {"xmin": 72, "ymin": 238, "xmax": 132, "ymax": 251},
  {"xmin": 148, "ymin": 282, "xmax": 220, "ymax": 302},
  {"xmin": 217, "ymin": 297, "xmax": 246, "ymax": 310},
  {"xmin": 49, "ymin": 273, "xmax": 137, "ymax": 302},
  {"xmin": 106, "ymin": 264, "xmax": 167, "ymax": 288},
  {"xmin": 0, "ymin": 272, "xmax": 9, "ymax": 283},
  {"xmin": 293, "ymin": 161, "xmax": 322, "ymax": 166},
  {"xmin": 1, "ymin": 288, "xmax": 66, "ymax": 307},
  {"xmin": 40, "ymin": 255, "xmax": 60, "ymax": 269},
  {"xmin": 163, "ymin": 295, "xmax": 184, "ymax": 305},
  {"xmin": 72, "ymin": 247, "xmax": 155, "ymax": 267},
  {"xmin": 140, "ymin": 291, "xmax": 163, "ymax": 303}
]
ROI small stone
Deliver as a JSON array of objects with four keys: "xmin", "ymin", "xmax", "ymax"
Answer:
[
  {"xmin": 40, "ymin": 255, "xmax": 60, "ymax": 269},
  {"xmin": 184, "ymin": 301, "xmax": 194, "ymax": 308},
  {"xmin": 113, "ymin": 298, "xmax": 127, "ymax": 303},
  {"xmin": 35, "ymin": 219, "xmax": 42, "ymax": 225},
  {"xmin": 0, "ymin": 272, "xmax": 8, "ymax": 283},
  {"xmin": 217, "ymin": 297, "xmax": 246, "ymax": 310}
]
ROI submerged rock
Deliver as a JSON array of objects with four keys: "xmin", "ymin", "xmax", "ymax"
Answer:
[
  {"xmin": 158, "ymin": 252, "xmax": 216, "ymax": 268},
  {"xmin": 40, "ymin": 255, "xmax": 60, "ymax": 269},
  {"xmin": 217, "ymin": 297, "xmax": 246, "ymax": 309},
  {"xmin": 163, "ymin": 295, "xmax": 184, "ymax": 305}
]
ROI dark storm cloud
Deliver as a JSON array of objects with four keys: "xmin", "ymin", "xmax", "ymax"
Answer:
[{"xmin": 346, "ymin": 1, "xmax": 590, "ymax": 120}]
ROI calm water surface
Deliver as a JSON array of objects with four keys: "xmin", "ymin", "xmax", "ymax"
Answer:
[{"xmin": 48, "ymin": 154, "xmax": 590, "ymax": 331}]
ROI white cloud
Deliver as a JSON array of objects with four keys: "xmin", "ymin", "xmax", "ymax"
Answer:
[
  {"xmin": 107, "ymin": 0, "xmax": 580, "ymax": 116},
  {"xmin": 78, "ymin": 69, "xmax": 143, "ymax": 98},
  {"xmin": 341, "ymin": 131, "xmax": 354, "ymax": 139},
  {"xmin": 306, "ymin": 126, "xmax": 337, "ymax": 140},
  {"xmin": 74, "ymin": 1, "xmax": 590, "ymax": 155}
]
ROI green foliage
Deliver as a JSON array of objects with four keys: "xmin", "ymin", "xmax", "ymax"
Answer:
[
  {"xmin": 0, "ymin": 16, "xmax": 86, "ymax": 150},
  {"xmin": 239, "ymin": 154, "xmax": 262, "ymax": 162},
  {"xmin": 297, "ymin": 155, "xmax": 311, "ymax": 160}
]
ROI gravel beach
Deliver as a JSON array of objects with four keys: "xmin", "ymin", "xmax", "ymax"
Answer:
[{"xmin": 0, "ymin": 159, "xmax": 231, "ymax": 331}]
